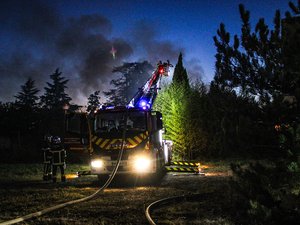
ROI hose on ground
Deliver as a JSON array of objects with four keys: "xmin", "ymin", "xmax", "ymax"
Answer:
[
  {"xmin": 0, "ymin": 110, "xmax": 129, "ymax": 225},
  {"xmin": 145, "ymin": 193, "xmax": 206, "ymax": 225}
]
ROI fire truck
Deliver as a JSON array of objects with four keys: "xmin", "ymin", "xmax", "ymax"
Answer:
[{"xmin": 65, "ymin": 61, "xmax": 173, "ymax": 180}]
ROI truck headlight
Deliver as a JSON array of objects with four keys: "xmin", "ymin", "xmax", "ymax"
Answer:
[
  {"xmin": 133, "ymin": 156, "xmax": 151, "ymax": 173},
  {"xmin": 91, "ymin": 159, "xmax": 103, "ymax": 168}
]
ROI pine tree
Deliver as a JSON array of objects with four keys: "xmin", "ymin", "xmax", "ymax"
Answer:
[
  {"xmin": 214, "ymin": 2, "xmax": 300, "ymax": 224},
  {"xmin": 154, "ymin": 82, "xmax": 209, "ymax": 160},
  {"xmin": 104, "ymin": 77, "xmax": 127, "ymax": 106},
  {"xmin": 282, "ymin": 1, "xmax": 300, "ymax": 98},
  {"xmin": 11, "ymin": 78, "xmax": 41, "ymax": 153},
  {"xmin": 172, "ymin": 53, "xmax": 190, "ymax": 88},
  {"xmin": 87, "ymin": 90, "xmax": 101, "ymax": 112},
  {"xmin": 213, "ymin": 4, "xmax": 285, "ymax": 106},
  {"xmin": 40, "ymin": 68, "xmax": 72, "ymax": 110},
  {"xmin": 104, "ymin": 61, "xmax": 153, "ymax": 105},
  {"xmin": 155, "ymin": 83, "xmax": 189, "ymax": 159},
  {"xmin": 14, "ymin": 78, "xmax": 39, "ymax": 111}
]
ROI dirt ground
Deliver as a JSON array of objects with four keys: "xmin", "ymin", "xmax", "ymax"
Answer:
[{"xmin": 0, "ymin": 167, "xmax": 234, "ymax": 225}]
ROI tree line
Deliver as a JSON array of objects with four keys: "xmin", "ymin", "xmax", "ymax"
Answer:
[
  {"xmin": 155, "ymin": 1, "xmax": 300, "ymax": 161},
  {"xmin": 158, "ymin": 2, "xmax": 300, "ymax": 224},
  {"xmin": 0, "ymin": 1, "xmax": 299, "ymax": 164},
  {"xmin": 0, "ymin": 1, "xmax": 299, "ymax": 223},
  {"xmin": 0, "ymin": 61, "xmax": 153, "ymax": 162}
]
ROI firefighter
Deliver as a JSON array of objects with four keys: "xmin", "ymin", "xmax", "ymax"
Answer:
[
  {"xmin": 42, "ymin": 135, "xmax": 53, "ymax": 181},
  {"xmin": 50, "ymin": 136, "xmax": 67, "ymax": 183}
]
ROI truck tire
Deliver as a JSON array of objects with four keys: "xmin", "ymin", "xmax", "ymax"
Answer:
[{"xmin": 152, "ymin": 154, "xmax": 165, "ymax": 183}]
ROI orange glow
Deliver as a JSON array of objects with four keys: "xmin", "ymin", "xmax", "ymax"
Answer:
[
  {"xmin": 65, "ymin": 174, "xmax": 78, "ymax": 179},
  {"xmin": 274, "ymin": 124, "xmax": 281, "ymax": 131},
  {"xmin": 200, "ymin": 165, "xmax": 210, "ymax": 169},
  {"xmin": 145, "ymin": 141, "xmax": 150, "ymax": 150}
]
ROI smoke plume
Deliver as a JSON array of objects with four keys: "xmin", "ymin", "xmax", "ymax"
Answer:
[{"xmin": 0, "ymin": 0, "xmax": 203, "ymax": 105}]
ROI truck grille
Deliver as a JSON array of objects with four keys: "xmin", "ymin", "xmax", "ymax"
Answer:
[
  {"xmin": 110, "ymin": 155, "xmax": 128, "ymax": 160},
  {"xmin": 107, "ymin": 166, "xmax": 126, "ymax": 171}
]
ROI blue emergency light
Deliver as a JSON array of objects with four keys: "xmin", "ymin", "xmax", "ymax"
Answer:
[{"xmin": 138, "ymin": 99, "xmax": 151, "ymax": 110}]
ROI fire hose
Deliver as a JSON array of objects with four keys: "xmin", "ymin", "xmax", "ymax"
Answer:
[
  {"xmin": 0, "ymin": 111, "xmax": 129, "ymax": 225},
  {"xmin": 145, "ymin": 193, "xmax": 207, "ymax": 225}
]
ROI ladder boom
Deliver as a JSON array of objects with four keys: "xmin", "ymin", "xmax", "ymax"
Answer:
[{"xmin": 127, "ymin": 61, "xmax": 172, "ymax": 110}]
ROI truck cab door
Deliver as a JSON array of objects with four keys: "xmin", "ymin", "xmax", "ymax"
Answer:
[{"xmin": 64, "ymin": 113, "xmax": 90, "ymax": 152}]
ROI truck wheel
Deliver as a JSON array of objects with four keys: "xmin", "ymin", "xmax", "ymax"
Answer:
[{"xmin": 153, "ymin": 155, "xmax": 165, "ymax": 183}]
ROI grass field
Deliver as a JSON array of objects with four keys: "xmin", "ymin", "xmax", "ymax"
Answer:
[
  {"xmin": 0, "ymin": 161, "xmax": 235, "ymax": 224},
  {"xmin": 0, "ymin": 163, "xmax": 90, "ymax": 182}
]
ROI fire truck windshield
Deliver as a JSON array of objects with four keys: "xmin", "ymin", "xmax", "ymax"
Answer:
[{"xmin": 94, "ymin": 111, "xmax": 146, "ymax": 133}]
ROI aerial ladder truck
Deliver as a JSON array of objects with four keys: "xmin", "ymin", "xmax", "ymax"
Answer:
[{"xmin": 65, "ymin": 61, "xmax": 173, "ymax": 180}]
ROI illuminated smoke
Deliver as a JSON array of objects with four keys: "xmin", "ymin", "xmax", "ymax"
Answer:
[
  {"xmin": 0, "ymin": 0, "xmax": 203, "ymax": 105},
  {"xmin": 0, "ymin": 1, "xmax": 132, "ymax": 104},
  {"xmin": 130, "ymin": 20, "xmax": 184, "ymax": 64}
]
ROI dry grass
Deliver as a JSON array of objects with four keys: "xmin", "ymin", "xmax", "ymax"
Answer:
[
  {"xmin": 0, "ymin": 161, "xmax": 236, "ymax": 224},
  {"xmin": 0, "ymin": 163, "xmax": 90, "ymax": 182}
]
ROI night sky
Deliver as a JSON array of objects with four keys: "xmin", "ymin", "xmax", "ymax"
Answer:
[{"xmin": 0, "ymin": 0, "xmax": 290, "ymax": 105}]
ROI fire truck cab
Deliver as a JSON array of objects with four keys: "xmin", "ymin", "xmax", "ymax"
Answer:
[
  {"xmin": 89, "ymin": 107, "xmax": 169, "ymax": 176},
  {"xmin": 64, "ymin": 61, "xmax": 173, "ymax": 179}
]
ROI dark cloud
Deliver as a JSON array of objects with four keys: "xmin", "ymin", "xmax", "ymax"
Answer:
[
  {"xmin": 131, "ymin": 21, "xmax": 204, "ymax": 83},
  {"xmin": 79, "ymin": 38, "xmax": 133, "ymax": 93},
  {"xmin": 131, "ymin": 20, "xmax": 184, "ymax": 64},
  {"xmin": 0, "ymin": 0, "xmax": 62, "ymax": 42},
  {"xmin": 186, "ymin": 58, "xmax": 205, "ymax": 82},
  {"xmin": 0, "ymin": 1, "xmax": 204, "ymax": 105},
  {"xmin": 0, "ymin": 0, "xmax": 132, "ymax": 104},
  {"xmin": 55, "ymin": 14, "xmax": 132, "ymax": 95},
  {"xmin": 56, "ymin": 14, "xmax": 112, "ymax": 56},
  {"xmin": 17, "ymin": 1, "xmax": 62, "ymax": 42},
  {"xmin": 0, "ymin": 1, "xmax": 62, "ymax": 100}
]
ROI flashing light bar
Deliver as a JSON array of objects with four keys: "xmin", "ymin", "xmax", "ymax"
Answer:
[
  {"xmin": 158, "ymin": 65, "xmax": 164, "ymax": 74},
  {"xmin": 138, "ymin": 99, "xmax": 151, "ymax": 110}
]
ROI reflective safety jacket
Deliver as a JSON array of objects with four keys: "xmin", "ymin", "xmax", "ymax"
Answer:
[
  {"xmin": 42, "ymin": 148, "xmax": 52, "ymax": 163},
  {"xmin": 50, "ymin": 144, "xmax": 66, "ymax": 166}
]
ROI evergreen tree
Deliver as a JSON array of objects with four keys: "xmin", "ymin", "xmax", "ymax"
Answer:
[
  {"xmin": 0, "ymin": 102, "xmax": 16, "ymax": 137},
  {"xmin": 213, "ymin": 5, "xmax": 283, "ymax": 105},
  {"xmin": 14, "ymin": 78, "xmax": 40, "ymax": 111},
  {"xmin": 172, "ymin": 53, "xmax": 190, "ymax": 88},
  {"xmin": 104, "ymin": 77, "xmax": 127, "ymax": 106},
  {"xmin": 184, "ymin": 81, "xmax": 208, "ymax": 159},
  {"xmin": 212, "ymin": 2, "xmax": 300, "ymax": 156},
  {"xmin": 155, "ymin": 53, "xmax": 192, "ymax": 159},
  {"xmin": 204, "ymin": 81, "xmax": 264, "ymax": 157},
  {"xmin": 282, "ymin": 1, "xmax": 300, "ymax": 99},
  {"xmin": 155, "ymin": 83, "xmax": 189, "ymax": 159},
  {"xmin": 104, "ymin": 61, "xmax": 153, "ymax": 105},
  {"xmin": 6, "ymin": 78, "xmax": 42, "ymax": 158},
  {"xmin": 154, "ymin": 81, "xmax": 207, "ymax": 160},
  {"xmin": 87, "ymin": 90, "xmax": 101, "ymax": 112},
  {"xmin": 40, "ymin": 68, "xmax": 72, "ymax": 110},
  {"xmin": 214, "ymin": 2, "xmax": 300, "ymax": 224},
  {"xmin": 14, "ymin": 78, "xmax": 40, "ymax": 140}
]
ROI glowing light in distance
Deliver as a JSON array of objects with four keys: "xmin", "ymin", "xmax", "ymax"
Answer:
[{"xmin": 110, "ymin": 46, "xmax": 117, "ymax": 59}]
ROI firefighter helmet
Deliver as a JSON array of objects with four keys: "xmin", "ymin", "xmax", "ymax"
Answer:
[{"xmin": 51, "ymin": 136, "xmax": 61, "ymax": 144}]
